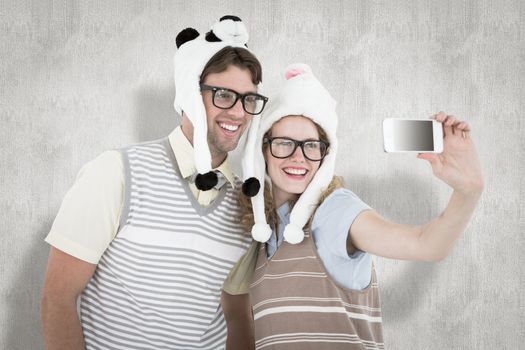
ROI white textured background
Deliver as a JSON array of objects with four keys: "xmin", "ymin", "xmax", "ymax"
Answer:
[{"xmin": 1, "ymin": 1, "xmax": 523, "ymax": 349}]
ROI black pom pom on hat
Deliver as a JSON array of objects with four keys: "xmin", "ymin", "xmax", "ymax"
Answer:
[
  {"xmin": 195, "ymin": 171, "xmax": 219, "ymax": 191},
  {"xmin": 176, "ymin": 28, "xmax": 199, "ymax": 48},
  {"xmin": 242, "ymin": 177, "xmax": 260, "ymax": 197}
]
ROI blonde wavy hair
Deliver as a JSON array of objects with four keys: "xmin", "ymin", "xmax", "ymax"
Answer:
[{"xmin": 239, "ymin": 117, "xmax": 344, "ymax": 233}]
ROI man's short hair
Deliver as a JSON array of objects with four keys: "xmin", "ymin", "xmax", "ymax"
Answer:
[{"xmin": 200, "ymin": 46, "xmax": 263, "ymax": 86}]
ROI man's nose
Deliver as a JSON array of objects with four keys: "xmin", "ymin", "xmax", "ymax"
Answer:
[{"xmin": 227, "ymin": 99, "xmax": 245, "ymax": 118}]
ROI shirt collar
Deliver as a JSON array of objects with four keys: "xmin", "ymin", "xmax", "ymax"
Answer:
[
  {"xmin": 266, "ymin": 202, "xmax": 290, "ymax": 251},
  {"xmin": 168, "ymin": 126, "xmax": 236, "ymax": 188},
  {"xmin": 276, "ymin": 201, "xmax": 291, "ymax": 224}
]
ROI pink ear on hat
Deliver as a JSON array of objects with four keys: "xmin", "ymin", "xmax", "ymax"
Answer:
[
  {"xmin": 284, "ymin": 63, "xmax": 312, "ymax": 80},
  {"xmin": 285, "ymin": 68, "xmax": 306, "ymax": 80}
]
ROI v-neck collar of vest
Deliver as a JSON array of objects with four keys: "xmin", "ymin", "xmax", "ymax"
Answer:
[{"xmin": 162, "ymin": 138, "xmax": 229, "ymax": 216}]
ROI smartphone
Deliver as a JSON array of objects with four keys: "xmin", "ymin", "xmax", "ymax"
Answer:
[{"xmin": 383, "ymin": 118, "xmax": 443, "ymax": 153}]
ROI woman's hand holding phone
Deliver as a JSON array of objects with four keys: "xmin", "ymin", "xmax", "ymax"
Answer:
[{"xmin": 417, "ymin": 112, "xmax": 484, "ymax": 195}]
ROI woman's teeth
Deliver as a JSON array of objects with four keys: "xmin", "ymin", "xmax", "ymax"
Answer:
[
  {"xmin": 219, "ymin": 123, "xmax": 239, "ymax": 132},
  {"xmin": 284, "ymin": 168, "xmax": 307, "ymax": 175}
]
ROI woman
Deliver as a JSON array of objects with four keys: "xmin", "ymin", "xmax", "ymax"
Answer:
[{"xmin": 237, "ymin": 64, "xmax": 483, "ymax": 349}]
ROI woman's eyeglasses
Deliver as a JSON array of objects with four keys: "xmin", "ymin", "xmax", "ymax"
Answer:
[{"xmin": 264, "ymin": 137, "xmax": 329, "ymax": 161}]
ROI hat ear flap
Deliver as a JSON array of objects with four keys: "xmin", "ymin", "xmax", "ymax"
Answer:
[
  {"xmin": 175, "ymin": 28, "xmax": 199, "ymax": 48},
  {"xmin": 205, "ymin": 31, "xmax": 221, "ymax": 42}
]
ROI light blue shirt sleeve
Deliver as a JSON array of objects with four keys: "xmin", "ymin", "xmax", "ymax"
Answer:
[{"xmin": 311, "ymin": 188, "xmax": 373, "ymax": 290}]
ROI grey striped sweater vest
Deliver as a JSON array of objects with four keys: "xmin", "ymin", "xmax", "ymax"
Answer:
[
  {"xmin": 250, "ymin": 232, "xmax": 384, "ymax": 350},
  {"xmin": 80, "ymin": 139, "xmax": 251, "ymax": 349}
]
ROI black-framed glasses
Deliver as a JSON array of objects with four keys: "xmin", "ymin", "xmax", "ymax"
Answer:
[
  {"xmin": 264, "ymin": 137, "xmax": 329, "ymax": 161},
  {"xmin": 200, "ymin": 84, "xmax": 268, "ymax": 115}
]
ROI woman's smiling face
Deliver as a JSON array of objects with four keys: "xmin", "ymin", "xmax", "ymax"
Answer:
[{"xmin": 265, "ymin": 115, "xmax": 322, "ymax": 207}]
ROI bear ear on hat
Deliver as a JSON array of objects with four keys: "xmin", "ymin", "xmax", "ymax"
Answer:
[
  {"xmin": 284, "ymin": 63, "xmax": 312, "ymax": 80},
  {"xmin": 176, "ymin": 28, "xmax": 200, "ymax": 48},
  {"xmin": 205, "ymin": 31, "xmax": 221, "ymax": 42}
]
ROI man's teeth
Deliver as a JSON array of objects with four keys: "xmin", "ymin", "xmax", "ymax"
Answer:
[
  {"xmin": 219, "ymin": 123, "xmax": 239, "ymax": 131},
  {"xmin": 284, "ymin": 168, "xmax": 306, "ymax": 175}
]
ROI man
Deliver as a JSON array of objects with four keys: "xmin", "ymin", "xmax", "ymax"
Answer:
[{"xmin": 41, "ymin": 16, "xmax": 266, "ymax": 349}]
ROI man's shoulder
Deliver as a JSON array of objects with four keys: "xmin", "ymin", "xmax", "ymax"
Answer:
[
  {"xmin": 118, "ymin": 137, "xmax": 170, "ymax": 153},
  {"xmin": 80, "ymin": 150, "xmax": 123, "ymax": 178}
]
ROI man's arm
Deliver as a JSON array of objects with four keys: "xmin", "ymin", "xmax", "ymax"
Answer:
[
  {"xmin": 220, "ymin": 242, "xmax": 259, "ymax": 350},
  {"xmin": 221, "ymin": 291, "xmax": 255, "ymax": 350},
  {"xmin": 41, "ymin": 247, "xmax": 97, "ymax": 350},
  {"xmin": 41, "ymin": 151, "xmax": 124, "ymax": 349}
]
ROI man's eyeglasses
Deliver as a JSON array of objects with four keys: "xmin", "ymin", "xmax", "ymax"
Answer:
[
  {"xmin": 200, "ymin": 84, "xmax": 268, "ymax": 115},
  {"xmin": 264, "ymin": 137, "xmax": 329, "ymax": 162}
]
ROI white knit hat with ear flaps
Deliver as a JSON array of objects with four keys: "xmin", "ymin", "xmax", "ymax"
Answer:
[
  {"xmin": 241, "ymin": 63, "xmax": 338, "ymax": 244},
  {"xmin": 174, "ymin": 15, "xmax": 260, "ymax": 191}
]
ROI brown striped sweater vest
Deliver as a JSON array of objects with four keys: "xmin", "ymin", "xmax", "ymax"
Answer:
[{"xmin": 250, "ymin": 232, "xmax": 384, "ymax": 350}]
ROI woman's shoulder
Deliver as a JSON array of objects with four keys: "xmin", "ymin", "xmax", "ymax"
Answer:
[
  {"xmin": 312, "ymin": 187, "xmax": 371, "ymax": 227},
  {"xmin": 311, "ymin": 187, "xmax": 372, "ymax": 263}
]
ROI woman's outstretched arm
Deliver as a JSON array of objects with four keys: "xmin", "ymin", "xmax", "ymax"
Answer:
[{"xmin": 349, "ymin": 112, "xmax": 484, "ymax": 261}]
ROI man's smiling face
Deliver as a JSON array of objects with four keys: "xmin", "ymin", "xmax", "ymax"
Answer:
[{"xmin": 201, "ymin": 65, "xmax": 256, "ymax": 159}]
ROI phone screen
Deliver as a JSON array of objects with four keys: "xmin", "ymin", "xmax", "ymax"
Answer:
[{"xmin": 390, "ymin": 120, "xmax": 434, "ymax": 151}]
